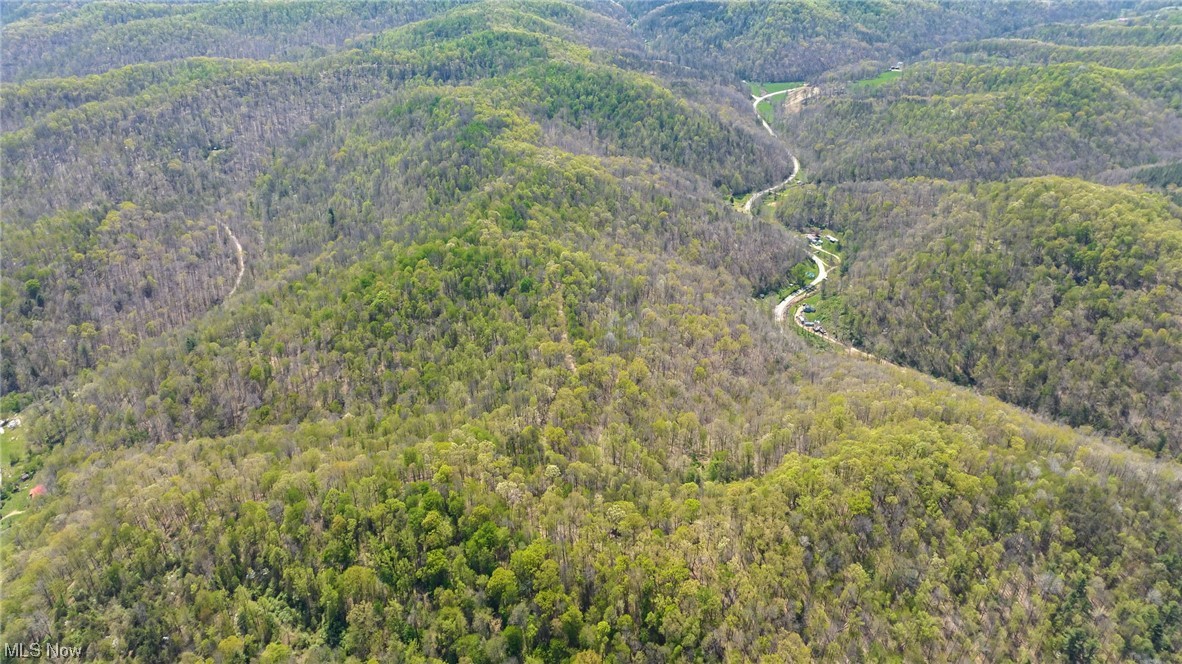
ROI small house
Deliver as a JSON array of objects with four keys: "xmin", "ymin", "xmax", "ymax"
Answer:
[
  {"xmin": 29, "ymin": 484, "xmax": 46, "ymax": 499},
  {"xmin": 803, "ymin": 305, "xmax": 816, "ymax": 313}
]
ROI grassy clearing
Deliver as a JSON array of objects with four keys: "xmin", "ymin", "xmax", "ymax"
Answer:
[
  {"xmin": 816, "ymin": 234, "xmax": 844, "ymax": 262},
  {"xmin": 1, "ymin": 427, "xmax": 37, "ymax": 520},
  {"xmin": 852, "ymin": 70, "xmax": 901, "ymax": 90},
  {"xmin": 799, "ymin": 289, "xmax": 846, "ymax": 336},
  {"xmin": 756, "ymin": 100, "xmax": 774, "ymax": 124},
  {"xmin": 749, "ymin": 81, "xmax": 805, "ymax": 96},
  {"xmin": 749, "ymin": 81, "xmax": 805, "ymax": 123},
  {"xmin": 0, "ymin": 427, "xmax": 26, "ymax": 469}
]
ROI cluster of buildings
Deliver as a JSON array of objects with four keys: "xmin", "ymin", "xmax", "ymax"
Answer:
[
  {"xmin": 796, "ymin": 304, "xmax": 827, "ymax": 336},
  {"xmin": 805, "ymin": 233, "xmax": 839, "ymax": 247}
]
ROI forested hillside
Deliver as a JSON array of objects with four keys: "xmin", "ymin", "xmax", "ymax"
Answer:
[
  {"xmin": 632, "ymin": 0, "xmax": 1138, "ymax": 82},
  {"xmin": 778, "ymin": 178, "xmax": 1182, "ymax": 456},
  {"xmin": 770, "ymin": 5, "xmax": 1182, "ymax": 458},
  {"xmin": 0, "ymin": 2, "xmax": 791, "ymax": 393},
  {"xmin": 782, "ymin": 59, "xmax": 1182, "ymax": 182},
  {"xmin": 3, "ymin": 2, "xmax": 1182, "ymax": 663},
  {"xmin": 0, "ymin": 1, "xmax": 464, "ymax": 81}
]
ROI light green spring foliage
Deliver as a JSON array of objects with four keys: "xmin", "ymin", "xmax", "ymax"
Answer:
[
  {"xmin": 787, "ymin": 178, "xmax": 1182, "ymax": 456},
  {"xmin": 2, "ymin": 2, "xmax": 1181, "ymax": 663}
]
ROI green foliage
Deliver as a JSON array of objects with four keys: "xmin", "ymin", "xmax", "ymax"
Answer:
[
  {"xmin": 1, "ymin": 203, "xmax": 240, "ymax": 391},
  {"xmin": 790, "ymin": 177, "xmax": 1182, "ymax": 455},
  {"xmin": 3, "ymin": 3, "xmax": 1182, "ymax": 663},
  {"xmin": 850, "ymin": 69, "xmax": 901, "ymax": 89},
  {"xmin": 787, "ymin": 60, "xmax": 1182, "ymax": 183},
  {"xmin": 636, "ymin": 0, "xmax": 1130, "ymax": 81},
  {"xmin": 0, "ymin": 1, "xmax": 465, "ymax": 82},
  {"xmin": 5, "ymin": 362, "xmax": 1182, "ymax": 661}
]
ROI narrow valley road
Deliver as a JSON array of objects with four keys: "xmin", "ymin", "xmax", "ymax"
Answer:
[
  {"xmin": 743, "ymin": 84, "xmax": 894, "ymax": 365},
  {"xmin": 773, "ymin": 253, "xmax": 826, "ymax": 322},
  {"xmin": 744, "ymin": 85, "xmax": 814, "ymax": 214}
]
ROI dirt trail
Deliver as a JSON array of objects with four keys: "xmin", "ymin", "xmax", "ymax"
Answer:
[
  {"xmin": 751, "ymin": 85, "xmax": 816, "ymax": 138},
  {"xmin": 814, "ymin": 246, "xmax": 841, "ymax": 264},
  {"xmin": 222, "ymin": 223, "xmax": 245, "ymax": 300}
]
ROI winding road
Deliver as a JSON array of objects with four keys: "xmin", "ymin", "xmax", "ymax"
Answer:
[
  {"xmin": 773, "ymin": 254, "xmax": 826, "ymax": 322},
  {"xmin": 743, "ymin": 86, "xmax": 814, "ymax": 214},
  {"xmin": 740, "ymin": 84, "xmax": 830, "ymax": 325},
  {"xmin": 742, "ymin": 84, "xmax": 887, "ymax": 362}
]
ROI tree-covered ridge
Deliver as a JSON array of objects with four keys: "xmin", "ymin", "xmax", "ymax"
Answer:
[
  {"xmin": 0, "ymin": 0, "xmax": 467, "ymax": 82},
  {"xmin": 31, "ymin": 127, "xmax": 804, "ymax": 451},
  {"xmin": 934, "ymin": 37, "xmax": 1182, "ymax": 69},
  {"xmin": 781, "ymin": 177, "xmax": 1182, "ymax": 456},
  {"xmin": 6, "ymin": 334, "xmax": 1181, "ymax": 661},
  {"xmin": 1019, "ymin": 14, "xmax": 1182, "ymax": 47},
  {"xmin": 633, "ymin": 0, "xmax": 1135, "ymax": 82},
  {"xmin": 4, "ymin": 2, "xmax": 1182, "ymax": 662},
  {"xmin": 366, "ymin": 0, "xmax": 637, "ymax": 55},
  {"xmin": 0, "ymin": 58, "xmax": 264, "ymax": 133},
  {"xmin": 1, "ymin": 3, "xmax": 793, "ymax": 396},
  {"xmin": 505, "ymin": 62, "xmax": 792, "ymax": 192},
  {"xmin": 783, "ymin": 60, "xmax": 1182, "ymax": 183}
]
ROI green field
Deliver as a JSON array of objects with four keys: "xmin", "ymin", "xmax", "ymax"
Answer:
[
  {"xmin": 801, "ymin": 291, "xmax": 837, "ymax": 324},
  {"xmin": 0, "ymin": 427, "xmax": 33, "ymax": 521},
  {"xmin": 852, "ymin": 69, "xmax": 901, "ymax": 89},
  {"xmin": 749, "ymin": 81, "xmax": 805, "ymax": 123},
  {"xmin": 815, "ymin": 233, "xmax": 844, "ymax": 262}
]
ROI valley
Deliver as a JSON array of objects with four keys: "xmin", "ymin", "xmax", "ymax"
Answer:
[{"xmin": 1, "ymin": 2, "xmax": 1181, "ymax": 662}]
